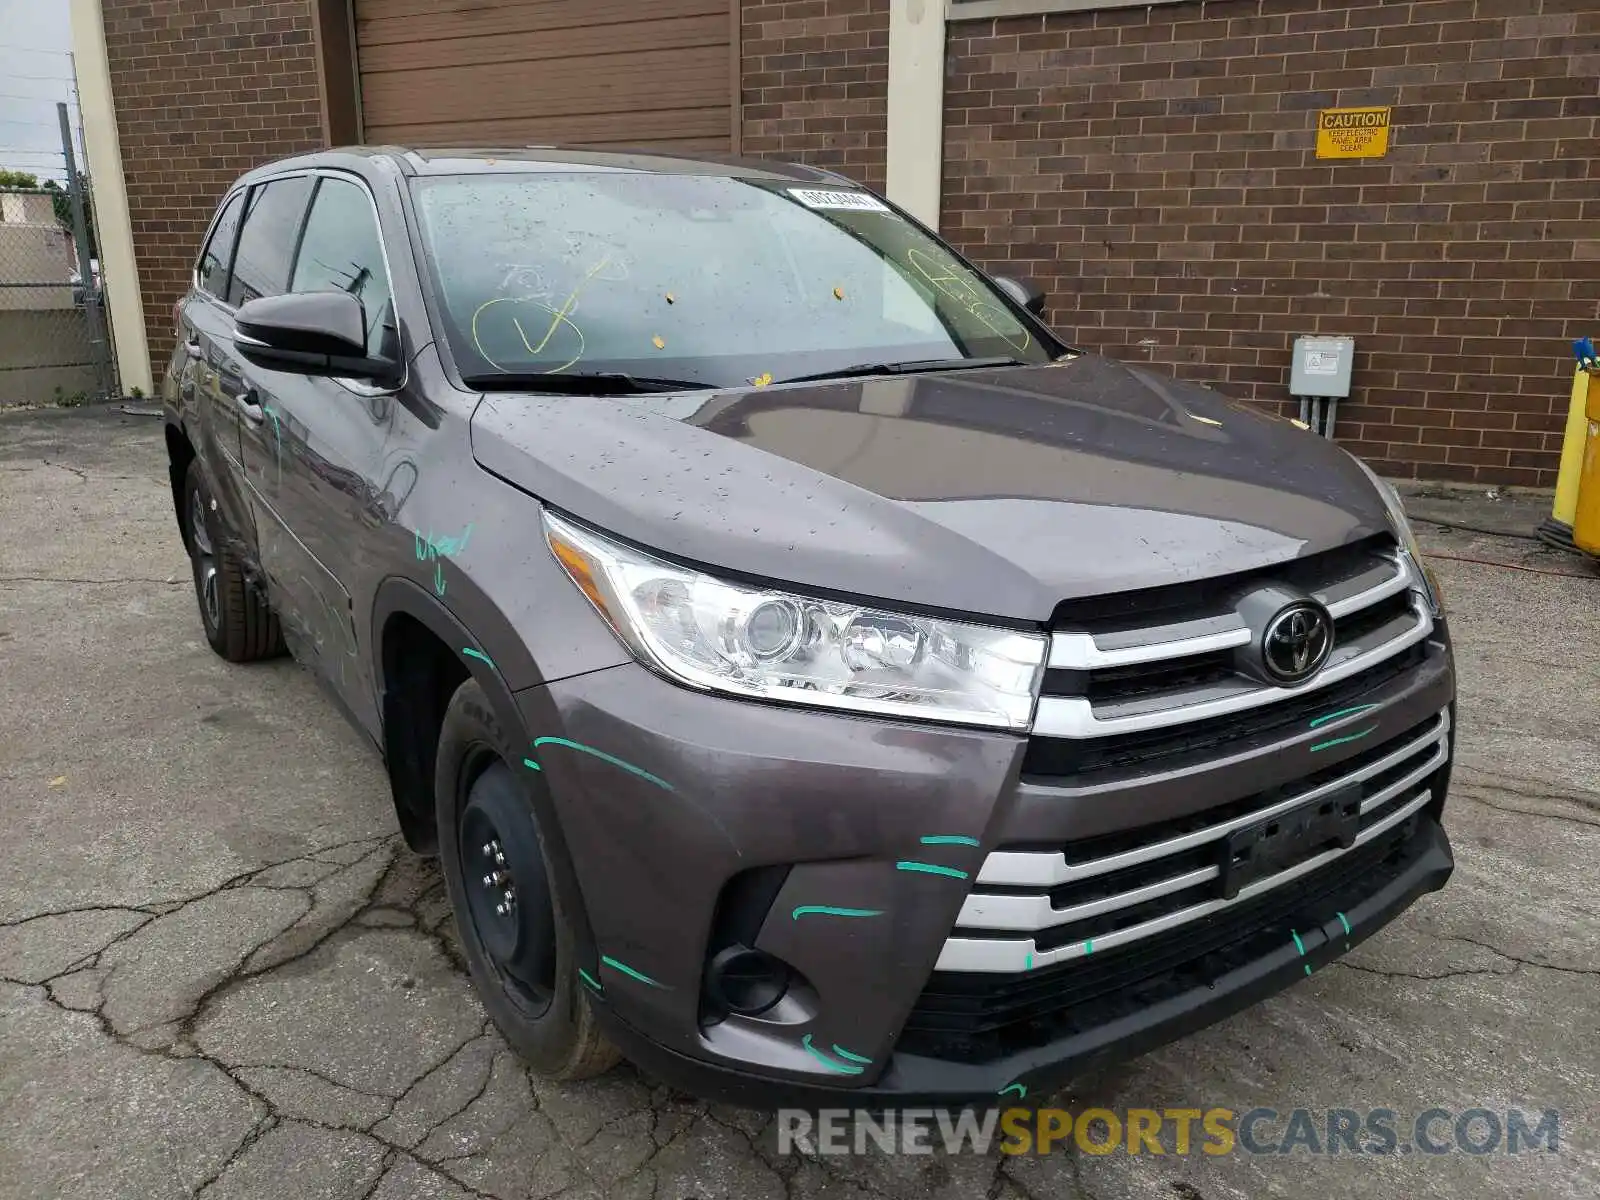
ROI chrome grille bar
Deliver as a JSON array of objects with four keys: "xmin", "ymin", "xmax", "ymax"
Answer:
[
  {"xmin": 957, "ymin": 722, "xmax": 1448, "ymax": 932},
  {"xmin": 1034, "ymin": 597, "xmax": 1432, "ymax": 739},
  {"xmin": 980, "ymin": 709, "xmax": 1450, "ymax": 888},
  {"xmin": 1045, "ymin": 552, "xmax": 1409, "ymax": 671},
  {"xmin": 936, "ymin": 785, "xmax": 1437, "ymax": 974}
]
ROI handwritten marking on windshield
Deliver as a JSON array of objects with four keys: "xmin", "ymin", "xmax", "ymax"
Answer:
[
  {"xmin": 907, "ymin": 247, "xmax": 1031, "ymax": 354},
  {"xmin": 470, "ymin": 255, "xmax": 615, "ymax": 375},
  {"xmin": 471, "ymin": 299, "xmax": 586, "ymax": 375}
]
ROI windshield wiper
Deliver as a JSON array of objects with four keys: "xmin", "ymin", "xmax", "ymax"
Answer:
[
  {"xmin": 775, "ymin": 355, "xmax": 1027, "ymax": 385},
  {"xmin": 462, "ymin": 371, "xmax": 713, "ymax": 395}
]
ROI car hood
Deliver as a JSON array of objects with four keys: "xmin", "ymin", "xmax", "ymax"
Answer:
[{"xmin": 469, "ymin": 356, "xmax": 1391, "ymax": 623}]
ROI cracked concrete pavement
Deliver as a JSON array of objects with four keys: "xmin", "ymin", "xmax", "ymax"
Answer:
[{"xmin": 1, "ymin": 404, "xmax": 1596, "ymax": 1199}]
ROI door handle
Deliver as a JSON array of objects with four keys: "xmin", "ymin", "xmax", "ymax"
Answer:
[
  {"xmin": 236, "ymin": 388, "xmax": 265, "ymax": 424},
  {"xmin": 185, "ymin": 340, "xmax": 202, "ymax": 360}
]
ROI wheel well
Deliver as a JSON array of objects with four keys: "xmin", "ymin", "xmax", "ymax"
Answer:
[
  {"xmin": 165, "ymin": 423, "xmax": 195, "ymax": 548},
  {"xmin": 381, "ymin": 612, "xmax": 470, "ymax": 855}
]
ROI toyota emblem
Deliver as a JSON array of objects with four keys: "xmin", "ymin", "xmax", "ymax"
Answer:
[{"xmin": 1261, "ymin": 602, "xmax": 1335, "ymax": 684}]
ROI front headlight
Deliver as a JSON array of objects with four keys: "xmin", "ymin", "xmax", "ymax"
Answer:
[
  {"xmin": 1351, "ymin": 457, "xmax": 1443, "ymax": 614},
  {"xmin": 543, "ymin": 512, "xmax": 1047, "ymax": 730}
]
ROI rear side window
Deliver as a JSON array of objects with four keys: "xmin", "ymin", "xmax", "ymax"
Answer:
[
  {"xmin": 290, "ymin": 177, "xmax": 394, "ymax": 357},
  {"xmin": 196, "ymin": 191, "xmax": 244, "ymax": 300},
  {"xmin": 227, "ymin": 175, "xmax": 314, "ymax": 307}
]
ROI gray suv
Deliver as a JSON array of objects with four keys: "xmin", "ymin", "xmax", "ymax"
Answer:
[{"xmin": 162, "ymin": 147, "xmax": 1454, "ymax": 1107}]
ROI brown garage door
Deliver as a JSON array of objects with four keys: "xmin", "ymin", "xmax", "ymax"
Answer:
[{"xmin": 353, "ymin": 0, "xmax": 736, "ymax": 151}]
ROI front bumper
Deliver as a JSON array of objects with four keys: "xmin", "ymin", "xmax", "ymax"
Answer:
[
  {"xmin": 593, "ymin": 817, "xmax": 1451, "ymax": 1108},
  {"xmin": 515, "ymin": 628, "xmax": 1455, "ymax": 1108}
]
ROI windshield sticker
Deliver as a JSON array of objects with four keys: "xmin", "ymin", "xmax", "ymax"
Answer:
[{"xmin": 787, "ymin": 188, "xmax": 890, "ymax": 213}]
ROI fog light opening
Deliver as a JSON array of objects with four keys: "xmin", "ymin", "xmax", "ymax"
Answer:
[{"xmin": 706, "ymin": 945, "xmax": 790, "ymax": 1017}]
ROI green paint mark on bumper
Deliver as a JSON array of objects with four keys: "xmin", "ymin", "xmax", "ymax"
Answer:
[
  {"xmin": 895, "ymin": 861, "xmax": 969, "ymax": 880},
  {"xmin": 534, "ymin": 737, "xmax": 674, "ymax": 791},
  {"xmin": 790, "ymin": 906, "xmax": 883, "ymax": 921},
  {"xmin": 801, "ymin": 1034, "xmax": 864, "ymax": 1075},
  {"xmin": 1310, "ymin": 725, "xmax": 1377, "ymax": 753},
  {"xmin": 1309, "ymin": 703, "xmax": 1379, "ymax": 730},
  {"xmin": 600, "ymin": 955, "xmax": 664, "ymax": 988}
]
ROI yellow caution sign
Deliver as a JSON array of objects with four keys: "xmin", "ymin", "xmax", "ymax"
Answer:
[{"xmin": 1316, "ymin": 107, "xmax": 1391, "ymax": 159}]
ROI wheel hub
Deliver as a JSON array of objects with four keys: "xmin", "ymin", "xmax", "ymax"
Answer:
[
  {"xmin": 479, "ymin": 839, "xmax": 516, "ymax": 918},
  {"xmin": 457, "ymin": 761, "xmax": 557, "ymax": 1014}
]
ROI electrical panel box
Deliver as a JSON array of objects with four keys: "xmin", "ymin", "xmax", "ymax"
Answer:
[{"xmin": 1291, "ymin": 335, "xmax": 1355, "ymax": 398}]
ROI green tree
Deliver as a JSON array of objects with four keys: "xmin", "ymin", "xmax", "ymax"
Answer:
[
  {"xmin": 42, "ymin": 174, "xmax": 98, "ymax": 260},
  {"xmin": 0, "ymin": 168, "xmax": 41, "ymax": 188}
]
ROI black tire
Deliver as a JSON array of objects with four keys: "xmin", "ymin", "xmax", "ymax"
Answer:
[
  {"xmin": 183, "ymin": 460, "xmax": 283, "ymax": 662},
  {"xmin": 435, "ymin": 679, "xmax": 619, "ymax": 1080}
]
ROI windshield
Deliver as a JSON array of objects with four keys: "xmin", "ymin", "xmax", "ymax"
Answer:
[{"xmin": 409, "ymin": 172, "xmax": 1055, "ymax": 388}]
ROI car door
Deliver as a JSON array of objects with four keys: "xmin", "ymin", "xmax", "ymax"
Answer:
[
  {"xmin": 221, "ymin": 174, "xmax": 329, "ymax": 664},
  {"xmin": 179, "ymin": 189, "xmax": 254, "ymax": 544},
  {"xmin": 235, "ymin": 171, "xmax": 399, "ymax": 728}
]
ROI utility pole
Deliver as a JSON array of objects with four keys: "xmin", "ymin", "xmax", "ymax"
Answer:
[{"xmin": 59, "ymin": 100, "xmax": 113, "ymax": 399}]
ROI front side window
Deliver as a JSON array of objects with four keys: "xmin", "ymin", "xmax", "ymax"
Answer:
[
  {"xmin": 196, "ymin": 190, "xmax": 245, "ymax": 300},
  {"xmin": 409, "ymin": 172, "xmax": 1052, "ymax": 386},
  {"xmin": 227, "ymin": 175, "xmax": 314, "ymax": 308},
  {"xmin": 290, "ymin": 176, "xmax": 394, "ymax": 356}
]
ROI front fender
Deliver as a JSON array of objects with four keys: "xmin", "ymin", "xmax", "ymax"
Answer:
[{"xmin": 369, "ymin": 574, "xmax": 618, "ymax": 970}]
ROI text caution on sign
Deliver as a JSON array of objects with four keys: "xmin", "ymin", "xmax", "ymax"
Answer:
[{"xmin": 1315, "ymin": 107, "xmax": 1392, "ymax": 159}]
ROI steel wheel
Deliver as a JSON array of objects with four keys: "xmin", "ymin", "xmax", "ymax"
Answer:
[{"xmin": 456, "ymin": 755, "xmax": 558, "ymax": 1017}]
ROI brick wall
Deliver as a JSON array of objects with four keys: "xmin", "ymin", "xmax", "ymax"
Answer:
[
  {"xmin": 944, "ymin": 0, "xmax": 1600, "ymax": 487},
  {"xmin": 739, "ymin": 0, "xmax": 891, "ymax": 191},
  {"xmin": 102, "ymin": 0, "xmax": 323, "ymax": 366}
]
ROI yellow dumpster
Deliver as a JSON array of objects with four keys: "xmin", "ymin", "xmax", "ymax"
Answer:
[{"xmin": 1575, "ymin": 370, "xmax": 1600, "ymax": 557}]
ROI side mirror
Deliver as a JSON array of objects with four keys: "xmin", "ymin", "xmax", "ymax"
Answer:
[
  {"xmin": 234, "ymin": 291, "xmax": 398, "ymax": 384},
  {"xmin": 992, "ymin": 274, "xmax": 1047, "ymax": 318}
]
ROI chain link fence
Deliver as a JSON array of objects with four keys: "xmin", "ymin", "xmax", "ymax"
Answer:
[{"xmin": 0, "ymin": 185, "xmax": 115, "ymax": 407}]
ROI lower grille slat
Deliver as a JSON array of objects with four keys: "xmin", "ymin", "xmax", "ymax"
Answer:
[
  {"xmin": 903, "ymin": 814, "xmax": 1437, "ymax": 1062},
  {"xmin": 938, "ymin": 706, "xmax": 1451, "ymax": 976}
]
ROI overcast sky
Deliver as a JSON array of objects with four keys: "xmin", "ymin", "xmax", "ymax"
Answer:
[{"xmin": 0, "ymin": 0, "xmax": 79, "ymax": 184}]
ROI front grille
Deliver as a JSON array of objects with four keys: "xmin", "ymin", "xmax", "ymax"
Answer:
[
  {"xmin": 1029, "ymin": 535, "xmax": 1436, "ymax": 768},
  {"xmin": 1024, "ymin": 643, "xmax": 1425, "ymax": 778},
  {"xmin": 1045, "ymin": 534, "xmax": 1395, "ymax": 630},
  {"xmin": 901, "ymin": 810, "xmax": 1434, "ymax": 1064},
  {"xmin": 941, "ymin": 709, "xmax": 1447, "ymax": 973}
]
